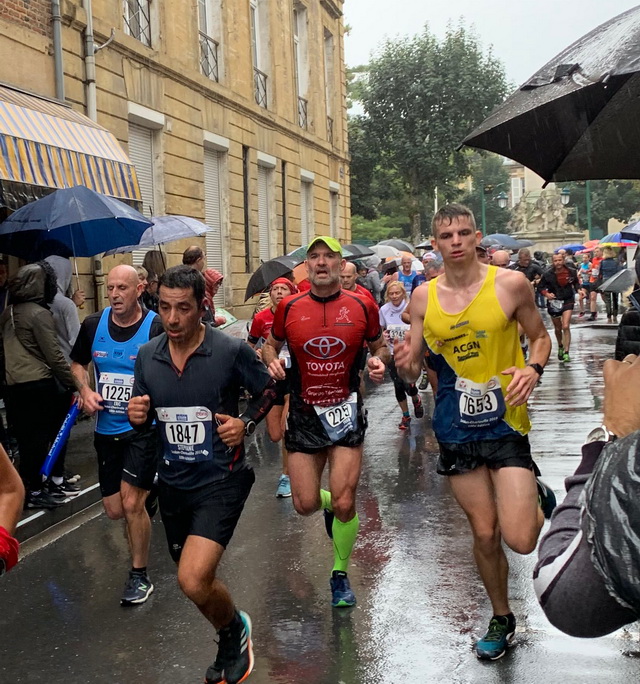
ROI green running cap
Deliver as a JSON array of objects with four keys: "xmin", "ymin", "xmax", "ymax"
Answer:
[{"xmin": 306, "ymin": 235, "xmax": 342, "ymax": 255}]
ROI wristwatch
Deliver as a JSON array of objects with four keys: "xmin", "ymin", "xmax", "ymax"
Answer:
[
  {"xmin": 527, "ymin": 363, "xmax": 544, "ymax": 376},
  {"xmin": 240, "ymin": 415, "xmax": 257, "ymax": 436},
  {"xmin": 585, "ymin": 425, "xmax": 617, "ymax": 444}
]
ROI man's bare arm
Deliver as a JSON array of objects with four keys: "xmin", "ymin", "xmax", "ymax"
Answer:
[
  {"xmin": 261, "ymin": 333, "xmax": 286, "ymax": 380},
  {"xmin": 395, "ymin": 285, "xmax": 428, "ymax": 383},
  {"xmin": 71, "ymin": 361, "xmax": 103, "ymax": 415}
]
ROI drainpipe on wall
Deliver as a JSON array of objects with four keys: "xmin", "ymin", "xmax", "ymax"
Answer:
[
  {"xmin": 51, "ymin": 0, "xmax": 65, "ymax": 101},
  {"xmin": 82, "ymin": 0, "xmax": 105, "ymax": 306}
]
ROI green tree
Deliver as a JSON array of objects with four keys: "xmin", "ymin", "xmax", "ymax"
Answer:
[
  {"xmin": 360, "ymin": 22, "xmax": 508, "ymax": 241},
  {"xmin": 562, "ymin": 181, "xmax": 640, "ymax": 236},
  {"xmin": 457, "ymin": 153, "xmax": 512, "ymax": 234}
]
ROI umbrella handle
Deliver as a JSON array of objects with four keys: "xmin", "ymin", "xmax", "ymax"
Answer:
[{"xmin": 73, "ymin": 257, "xmax": 84, "ymax": 309}]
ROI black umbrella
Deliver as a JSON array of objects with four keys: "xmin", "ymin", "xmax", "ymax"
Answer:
[
  {"xmin": 379, "ymin": 238, "xmax": 415, "ymax": 252},
  {"xmin": 461, "ymin": 7, "xmax": 640, "ymax": 182},
  {"xmin": 598, "ymin": 269, "xmax": 636, "ymax": 294},
  {"xmin": 621, "ymin": 220, "xmax": 640, "ymax": 242},
  {"xmin": 415, "ymin": 240, "xmax": 434, "ymax": 250},
  {"xmin": 481, "ymin": 233, "xmax": 533, "ymax": 250},
  {"xmin": 342, "ymin": 243, "xmax": 375, "ymax": 257},
  {"xmin": 244, "ymin": 255, "xmax": 300, "ymax": 300}
]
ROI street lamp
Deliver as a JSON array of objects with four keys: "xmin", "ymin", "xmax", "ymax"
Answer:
[
  {"xmin": 561, "ymin": 186, "xmax": 580, "ymax": 233},
  {"xmin": 480, "ymin": 181, "xmax": 508, "ymax": 235}
]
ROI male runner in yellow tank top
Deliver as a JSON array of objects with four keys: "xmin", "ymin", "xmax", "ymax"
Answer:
[{"xmin": 395, "ymin": 204, "xmax": 553, "ymax": 661}]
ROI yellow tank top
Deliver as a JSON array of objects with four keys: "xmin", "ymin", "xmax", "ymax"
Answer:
[{"xmin": 424, "ymin": 266, "xmax": 530, "ymax": 443}]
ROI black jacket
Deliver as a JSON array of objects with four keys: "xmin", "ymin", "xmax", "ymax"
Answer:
[
  {"xmin": 538, "ymin": 264, "xmax": 578, "ymax": 300},
  {"xmin": 615, "ymin": 296, "xmax": 640, "ymax": 360}
]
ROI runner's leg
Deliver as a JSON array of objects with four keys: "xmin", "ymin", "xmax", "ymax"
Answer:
[
  {"xmin": 288, "ymin": 450, "xmax": 327, "ymax": 515},
  {"xmin": 490, "ymin": 466, "xmax": 543, "ymax": 554},
  {"xmin": 551, "ymin": 316, "xmax": 562, "ymax": 348},
  {"xmin": 121, "ymin": 481, "xmax": 151, "ymax": 568},
  {"xmin": 561, "ymin": 309, "xmax": 572, "ymax": 353},
  {"xmin": 328, "ymin": 446, "xmax": 362, "ymax": 572},
  {"xmin": 448, "ymin": 466, "xmax": 510, "ymax": 615}
]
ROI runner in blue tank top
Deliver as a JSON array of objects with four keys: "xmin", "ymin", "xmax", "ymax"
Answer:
[{"xmin": 71, "ymin": 265, "xmax": 163, "ymax": 607}]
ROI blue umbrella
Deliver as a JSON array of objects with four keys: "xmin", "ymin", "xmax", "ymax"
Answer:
[
  {"xmin": 621, "ymin": 220, "xmax": 640, "ymax": 242},
  {"xmin": 600, "ymin": 232, "xmax": 636, "ymax": 246},
  {"xmin": 554, "ymin": 243, "xmax": 585, "ymax": 253},
  {"xmin": 0, "ymin": 185, "xmax": 152, "ymax": 261}
]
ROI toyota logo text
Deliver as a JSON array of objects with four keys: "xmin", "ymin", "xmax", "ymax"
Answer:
[{"xmin": 303, "ymin": 336, "xmax": 347, "ymax": 359}]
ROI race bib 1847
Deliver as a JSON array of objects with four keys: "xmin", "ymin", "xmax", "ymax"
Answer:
[{"xmin": 156, "ymin": 406, "xmax": 213, "ymax": 462}]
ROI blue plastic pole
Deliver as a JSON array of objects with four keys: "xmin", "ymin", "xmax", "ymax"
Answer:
[{"xmin": 41, "ymin": 401, "xmax": 80, "ymax": 478}]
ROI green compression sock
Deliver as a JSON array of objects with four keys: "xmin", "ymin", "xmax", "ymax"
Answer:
[
  {"xmin": 332, "ymin": 514, "xmax": 359, "ymax": 573},
  {"xmin": 320, "ymin": 489, "xmax": 333, "ymax": 511}
]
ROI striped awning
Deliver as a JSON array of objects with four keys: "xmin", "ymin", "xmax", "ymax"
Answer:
[{"xmin": 0, "ymin": 84, "xmax": 141, "ymax": 210}]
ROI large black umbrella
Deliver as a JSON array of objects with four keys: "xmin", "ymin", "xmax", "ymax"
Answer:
[
  {"xmin": 481, "ymin": 233, "xmax": 533, "ymax": 250},
  {"xmin": 342, "ymin": 243, "xmax": 375, "ymax": 257},
  {"xmin": 244, "ymin": 255, "xmax": 300, "ymax": 300},
  {"xmin": 621, "ymin": 220, "xmax": 640, "ymax": 242},
  {"xmin": 461, "ymin": 7, "xmax": 640, "ymax": 182}
]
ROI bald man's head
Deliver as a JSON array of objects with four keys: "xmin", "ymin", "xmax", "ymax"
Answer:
[
  {"xmin": 491, "ymin": 250, "xmax": 511, "ymax": 268},
  {"xmin": 107, "ymin": 264, "xmax": 143, "ymax": 319},
  {"xmin": 340, "ymin": 261, "xmax": 358, "ymax": 291}
]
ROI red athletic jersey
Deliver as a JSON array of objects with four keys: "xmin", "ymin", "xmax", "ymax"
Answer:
[
  {"xmin": 271, "ymin": 289, "xmax": 381, "ymax": 406},
  {"xmin": 248, "ymin": 307, "xmax": 274, "ymax": 343},
  {"xmin": 352, "ymin": 283, "xmax": 378, "ymax": 307}
]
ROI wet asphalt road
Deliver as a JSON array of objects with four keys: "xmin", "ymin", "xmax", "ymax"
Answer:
[{"xmin": 2, "ymin": 321, "xmax": 640, "ymax": 683}]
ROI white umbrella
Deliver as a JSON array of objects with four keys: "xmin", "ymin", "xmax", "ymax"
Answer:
[
  {"xmin": 371, "ymin": 244, "xmax": 401, "ymax": 260},
  {"xmin": 103, "ymin": 215, "xmax": 209, "ymax": 255}
]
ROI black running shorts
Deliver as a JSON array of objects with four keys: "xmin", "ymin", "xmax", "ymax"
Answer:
[
  {"xmin": 159, "ymin": 466, "xmax": 255, "ymax": 562},
  {"xmin": 284, "ymin": 393, "xmax": 367, "ymax": 454},
  {"xmin": 94, "ymin": 429, "xmax": 159, "ymax": 497},
  {"xmin": 547, "ymin": 298, "xmax": 575, "ymax": 318},
  {"xmin": 437, "ymin": 434, "xmax": 533, "ymax": 476}
]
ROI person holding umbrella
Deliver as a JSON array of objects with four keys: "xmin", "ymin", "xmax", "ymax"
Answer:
[
  {"xmin": 70, "ymin": 265, "xmax": 164, "ymax": 606},
  {"xmin": 0, "ymin": 262, "xmax": 79, "ymax": 509},
  {"xmin": 597, "ymin": 247, "xmax": 623, "ymax": 323}
]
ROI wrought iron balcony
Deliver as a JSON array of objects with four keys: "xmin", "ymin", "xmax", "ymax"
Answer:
[
  {"xmin": 199, "ymin": 32, "xmax": 219, "ymax": 82},
  {"xmin": 123, "ymin": 0, "xmax": 151, "ymax": 47},
  {"xmin": 327, "ymin": 116, "xmax": 334, "ymax": 144},
  {"xmin": 298, "ymin": 97, "xmax": 308, "ymax": 129},
  {"xmin": 254, "ymin": 67, "xmax": 268, "ymax": 108}
]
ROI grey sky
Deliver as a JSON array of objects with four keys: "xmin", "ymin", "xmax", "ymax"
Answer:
[{"xmin": 344, "ymin": 1, "xmax": 639, "ymax": 86}]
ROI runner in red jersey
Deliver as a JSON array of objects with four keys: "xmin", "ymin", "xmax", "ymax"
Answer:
[{"xmin": 262, "ymin": 236, "xmax": 389, "ymax": 608}]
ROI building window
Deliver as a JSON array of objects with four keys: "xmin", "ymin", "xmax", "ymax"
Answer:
[
  {"xmin": 258, "ymin": 165, "xmax": 273, "ymax": 262},
  {"xmin": 198, "ymin": 0, "xmax": 220, "ymax": 82},
  {"xmin": 204, "ymin": 148, "xmax": 226, "ymax": 306},
  {"xmin": 329, "ymin": 190, "xmax": 338, "ymax": 237},
  {"xmin": 293, "ymin": 4, "xmax": 309, "ymax": 129},
  {"xmin": 250, "ymin": 0, "xmax": 269, "ymax": 108},
  {"xmin": 300, "ymin": 177, "xmax": 314, "ymax": 244},
  {"xmin": 123, "ymin": 0, "xmax": 151, "ymax": 47},
  {"xmin": 511, "ymin": 176, "xmax": 525, "ymax": 207},
  {"xmin": 128, "ymin": 123, "xmax": 155, "ymax": 266},
  {"xmin": 324, "ymin": 29, "xmax": 334, "ymax": 143}
]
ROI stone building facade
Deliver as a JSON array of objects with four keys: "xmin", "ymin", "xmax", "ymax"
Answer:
[{"xmin": 0, "ymin": 0, "xmax": 349, "ymax": 316}]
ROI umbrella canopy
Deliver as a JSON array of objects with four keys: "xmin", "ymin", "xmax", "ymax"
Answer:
[
  {"xmin": 0, "ymin": 185, "xmax": 152, "ymax": 260},
  {"xmin": 370, "ymin": 244, "xmax": 401, "ymax": 260},
  {"xmin": 104, "ymin": 215, "xmax": 209, "ymax": 255},
  {"xmin": 288, "ymin": 244, "xmax": 362, "ymax": 262},
  {"xmin": 582, "ymin": 239, "xmax": 602, "ymax": 249},
  {"xmin": 599, "ymin": 232, "xmax": 636, "ymax": 246},
  {"xmin": 599, "ymin": 268, "xmax": 636, "ymax": 293},
  {"xmin": 244, "ymin": 255, "xmax": 300, "ymax": 300},
  {"xmin": 378, "ymin": 238, "xmax": 414, "ymax": 252},
  {"xmin": 481, "ymin": 233, "xmax": 533, "ymax": 250},
  {"xmin": 415, "ymin": 240, "xmax": 434, "ymax": 250},
  {"xmin": 554, "ymin": 243, "xmax": 585, "ymax": 253},
  {"xmin": 621, "ymin": 220, "xmax": 640, "ymax": 242},
  {"xmin": 342, "ymin": 243, "xmax": 375, "ymax": 257},
  {"xmin": 461, "ymin": 7, "xmax": 640, "ymax": 182}
]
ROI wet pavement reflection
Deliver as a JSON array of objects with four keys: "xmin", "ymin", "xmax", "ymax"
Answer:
[{"xmin": 1, "ymin": 323, "xmax": 640, "ymax": 683}]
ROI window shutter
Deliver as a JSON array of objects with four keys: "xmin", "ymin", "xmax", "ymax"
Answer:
[
  {"xmin": 204, "ymin": 148, "xmax": 225, "ymax": 307},
  {"xmin": 258, "ymin": 165, "xmax": 270, "ymax": 262},
  {"xmin": 300, "ymin": 181, "xmax": 309, "ymax": 244},
  {"xmin": 128, "ymin": 123, "xmax": 154, "ymax": 266}
]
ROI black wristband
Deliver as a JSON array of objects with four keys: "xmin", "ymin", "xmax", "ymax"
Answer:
[{"xmin": 527, "ymin": 362, "xmax": 544, "ymax": 376}]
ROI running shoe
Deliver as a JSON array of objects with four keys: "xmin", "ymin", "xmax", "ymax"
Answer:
[
  {"xmin": 25, "ymin": 490, "xmax": 63, "ymax": 510},
  {"xmin": 418, "ymin": 372, "xmax": 429, "ymax": 391},
  {"xmin": 275, "ymin": 474, "xmax": 292, "ymax": 498},
  {"xmin": 557, "ymin": 346, "xmax": 564, "ymax": 361},
  {"xmin": 323, "ymin": 509, "xmax": 334, "ymax": 539},
  {"xmin": 398, "ymin": 415, "xmax": 411, "ymax": 430},
  {"xmin": 578, "ymin": 311, "xmax": 585, "ymax": 318},
  {"xmin": 562, "ymin": 352, "xmax": 571, "ymax": 363},
  {"xmin": 476, "ymin": 613, "xmax": 516, "ymax": 660},
  {"xmin": 412, "ymin": 395, "xmax": 424, "ymax": 419},
  {"xmin": 589, "ymin": 313, "xmax": 597, "ymax": 321},
  {"xmin": 536, "ymin": 478, "xmax": 557, "ymax": 519},
  {"xmin": 120, "ymin": 571, "xmax": 154, "ymax": 606},
  {"xmin": 45, "ymin": 479, "xmax": 80, "ymax": 500},
  {"xmin": 206, "ymin": 611, "xmax": 254, "ymax": 684},
  {"xmin": 330, "ymin": 571, "xmax": 356, "ymax": 608}
]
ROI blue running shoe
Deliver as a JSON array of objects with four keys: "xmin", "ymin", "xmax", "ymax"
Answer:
[
  {"xmin": 330, "ymin": 571, "xmax": 356, "ymax": 608},
  {"xmin": 206, "ymin": 610, "xmax": 254, "ymax": 684},
  {"xmin": 324, "ymin": 509, "xmax": 334, "ymax": 539},
  {"xmin": 536, "ymin": 478, "xmax": 557, "ymax": 519},
  {"xmin": 476, "ymin": 614, "xmax": 516, "ymax": 660},
  {"xmin": 275, "ymin": 474, "xmax": 291, "ymax": 498}
]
